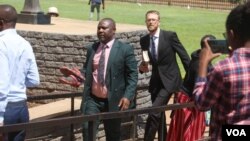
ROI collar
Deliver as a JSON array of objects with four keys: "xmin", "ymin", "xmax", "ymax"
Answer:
[
  {"xmin": 100, "ymin": 38, "xmax": 115, "ymax": 48},
  {"xmin": 233, "ymin": 47, "xmax": 250, "ymax": 57},
  {"xmin": 150, "ymin": 27, "xmax": 160, "ymax": 38},
  {"xmin": 0, "ymin": 28, "xmax": 16, "ymax": 37}
]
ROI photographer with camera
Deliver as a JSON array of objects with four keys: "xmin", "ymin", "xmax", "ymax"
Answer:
[{"xmin": 193, "ymin": 1, "xmax": 250, "ymax": 140}]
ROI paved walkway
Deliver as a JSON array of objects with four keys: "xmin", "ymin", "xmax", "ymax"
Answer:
[{"xmin": 16, "ymin": 17, "xmax": 146, "ymax": 35}]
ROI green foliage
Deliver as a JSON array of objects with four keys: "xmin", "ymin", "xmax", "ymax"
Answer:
[{"xmin": 1, "ymin": 0, "xmax": 231, "ymax": 75}]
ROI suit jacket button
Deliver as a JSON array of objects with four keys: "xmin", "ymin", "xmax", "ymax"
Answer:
[{"xmin": 113, "ymin": 77, "xmax": 115, "ymax": 79}]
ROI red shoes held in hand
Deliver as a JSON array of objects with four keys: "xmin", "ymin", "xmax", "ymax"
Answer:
[
  {"xmin": 59, "ymin": 75, "xmax": 82, "ymax": 87},
  {"xmin": 59, "ymin": 66, "xmax": 85, "ymax": 87}
]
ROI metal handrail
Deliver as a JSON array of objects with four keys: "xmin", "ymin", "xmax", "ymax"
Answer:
[
  {"xmin": 0, "ymin": 92, "xmax": 195, "ymax": 141},
  {"xmin": 0, "ymin": 101, "xmax": 194, "ymax": 138},
  {"xmin": 0, "ymin": 103, "xmax": 194, "ymax": 131},
  {"xmin": 27, "ymin": 92, "xmax": 82, "ymax": 101}
]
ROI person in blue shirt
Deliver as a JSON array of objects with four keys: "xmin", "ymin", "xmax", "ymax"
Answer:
[
  {"xmin": 0, "ymin": 4, "xmax": 40, "ymax": 141},
  {"xmin": 88, "ymin": 0, "xmax": 105, "ymax": 21}
]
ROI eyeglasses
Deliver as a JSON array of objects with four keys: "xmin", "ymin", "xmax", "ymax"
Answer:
[{"xmin": 146, "ymin": 19, "xmax": 159, "ymax": 22}]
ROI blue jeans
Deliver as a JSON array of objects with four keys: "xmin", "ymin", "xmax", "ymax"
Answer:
[{"xmin": 4, "ymin": 100, "xmax": 29, "ymax": 141}]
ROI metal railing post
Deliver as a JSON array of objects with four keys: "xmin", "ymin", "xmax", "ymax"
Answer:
[
  {"xmin": 132, "ymin": 115, "xmax": 137, "ymax": 140},
  {"xmin": 70, "ymin": 96, "xmax": 75, "ymax": 141},
  {"xmin": 159, "ymin": 112, "xmax": 165, "ymax": 141},
  {"xmin": 89, "ymin": 121, "xmax": 97, "ymax": 141}
]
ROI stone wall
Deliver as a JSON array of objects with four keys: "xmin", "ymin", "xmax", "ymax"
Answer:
[{"xmin": 17, "ymin": 30, "xmax": 152, "ymax": 140}]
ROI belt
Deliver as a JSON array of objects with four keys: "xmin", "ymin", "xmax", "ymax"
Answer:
[
  {"xmin": 7, "ymin": 100, "xmax": 27, "ymax": 107},
  {"xmin": 90, "ymin": 94, "xmax": 108, "ymax": 102}
]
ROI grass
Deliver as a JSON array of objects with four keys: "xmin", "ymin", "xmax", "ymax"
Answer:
[
  {"xmin": 1, "ymin": 0, "xmax": 229, "ymax": 51},
  {"xmin": 1, "ymin": 0, "xmax": 231, "ymax": 74}
]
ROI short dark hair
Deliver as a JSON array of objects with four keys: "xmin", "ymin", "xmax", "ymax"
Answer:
[
  {"xmin": 100, "ymin": 17, "xmax": 116, "ymax": 30},
  {"xmin": 0, "ymin": 4, "xmax": 17, "ymax": 27},
  {"xmin": 226, "ymin": 1, "xmax": 250, "ymax": 44},
  {"xmin": 200, "ymin": 34, "xmax": 216, "ymax": 48}
]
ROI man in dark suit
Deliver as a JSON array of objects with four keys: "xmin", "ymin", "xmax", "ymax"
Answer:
[
  {"xmin": 139, "ymin": 10, "xmax": 190, "ymax": 141},
  {"xmin": 81, "ymin": 18, "xmax": 138, "ymax": 141}
]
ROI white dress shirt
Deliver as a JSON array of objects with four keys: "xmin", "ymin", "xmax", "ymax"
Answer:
[{"xmin": 0, "ymin": 29, "xmax": 40, "ymax": 123}]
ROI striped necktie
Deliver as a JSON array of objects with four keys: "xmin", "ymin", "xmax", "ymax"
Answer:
[{"xmin": 98, "ymin": 45, "xmax": 107, "ymax": 85}]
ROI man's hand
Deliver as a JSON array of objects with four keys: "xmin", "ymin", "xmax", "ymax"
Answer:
[
  {"xmin": 139, "ymin": 61, "xmax": 149, "ymax": 73},
  {"xmin": 118, "ymin": 98, "xmax": 130, "ymax": 111}
]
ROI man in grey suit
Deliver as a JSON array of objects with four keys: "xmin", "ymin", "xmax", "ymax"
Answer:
[
  {"xmin": 81, "ymin": 18, "xmax": 138, "ymax": 141},
  {"xmin": 139, "ymin": 10, "xmax": 190, "ymax": 141}
]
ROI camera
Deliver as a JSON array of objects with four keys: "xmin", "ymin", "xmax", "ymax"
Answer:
[{"xmin": 207, "ymin": 39, "xmax": 229, "ymax": 54}]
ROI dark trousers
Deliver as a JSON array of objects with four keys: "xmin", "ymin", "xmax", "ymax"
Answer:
[
  {"xmin": 4, "ymin": 100, "xmax": 29, "ymax": 141},
  {"xmin": 90, "ymin": 3, "xmax": 100, "ymax": 13},
  {"xmin": 82, "ymin": 95, "xmax": 121, "ymax": 141},
  {"xmin": 144, "ymin": 88, "xmax": 172, "ymax": 141}
]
